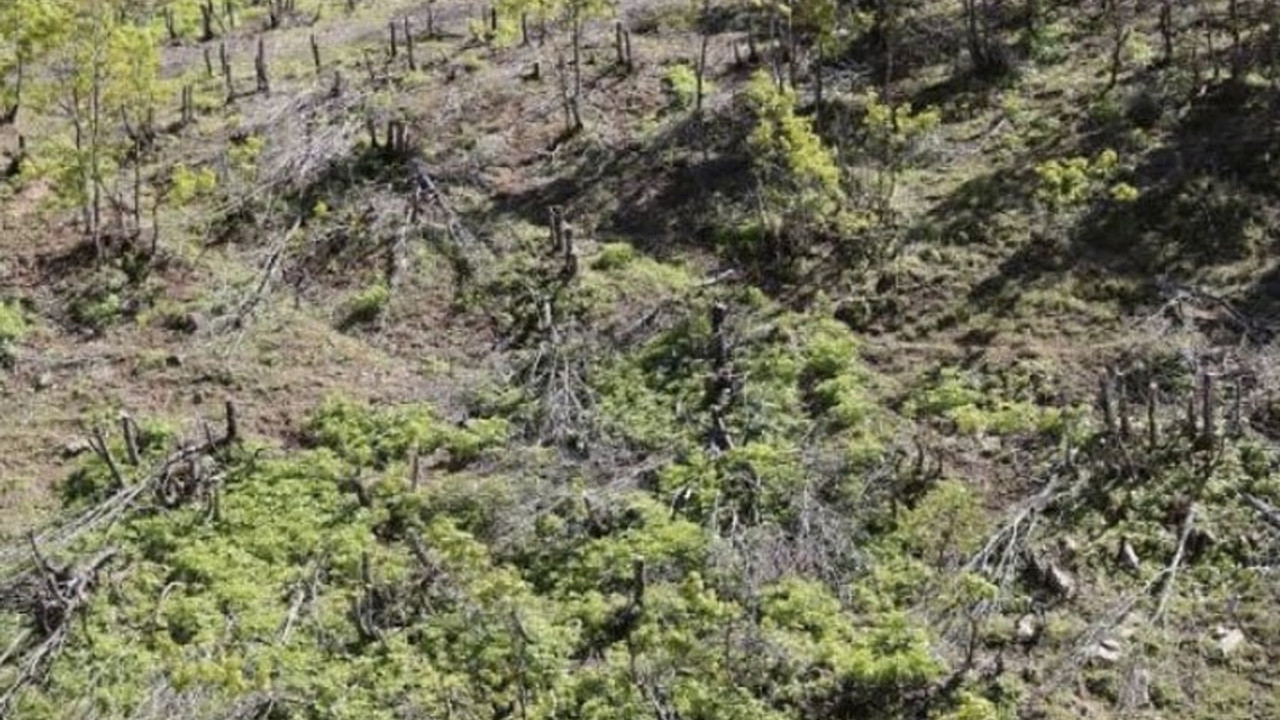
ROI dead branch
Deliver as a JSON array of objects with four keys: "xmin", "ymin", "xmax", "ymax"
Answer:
[
  {"xmin": 964, "ymin": 464, "xmax": 1068, "ymax": 592},
  {"xmin": 0, "ymin": 541, "xmax": 118, "ymax": 716},
  {"xmin": 1243, "ymin": 493, "xmax": 1280, "ymax": 532},
  {"xmin": 1154, "ymin": 504, "xmax": 1196, "ymax": 624},
  {"xmin": 87, "ymin": 426, "xmax": 126, "ymax": 490},
  {"xmin": 0, "ymin": 402, "xmax": 241, "ymax": 581}
]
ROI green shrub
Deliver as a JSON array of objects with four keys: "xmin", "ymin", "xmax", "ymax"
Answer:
[
  {"xmin": 907, "ymin": 364, "xmax": 1072, "ymax": 437},
  {"xmin": 0, "ymin": 300, "xmax": 27, "ymax": 367},
  {"xmin": 70, "ymin": 289, "xmax": 125, "ymax": 331},
  {"xmin": 745, "ymin": 71, "xmax": 842, "ymax": 206},
  {"xmin": 170, "ymin": 163, "xmax": 218, "ymax": 204},
  {"xmin": 1034, "ymin": 150, "xmax": 1122, "ymax": 210},
  {"xmin": 660, "ymin": 63, "xmax": 704, "ymax": 111},
  {"xmin": 590, "ymin": 242, "xmax": 638, "ymax": 271},
  {"xmin": 303, "ymin": 397, "xmax": 508, "ymax": 470},
  {"xmin": 345, "ymin": 281, "xmax": 391, "ymax": 325},
  {"xmin": 1028, "ymin": 21, "xmax": 1070, "ymax": 65}
]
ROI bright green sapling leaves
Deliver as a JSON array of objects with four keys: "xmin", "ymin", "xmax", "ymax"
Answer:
[{"xmin": 10, "ymin": 366, "xmax": 965, "ymax": 720}]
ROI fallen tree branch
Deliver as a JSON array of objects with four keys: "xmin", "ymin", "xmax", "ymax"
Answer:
[
  {"xmin": 86, "ymin": 426, "xmax": 126, "ymax": 490},
  {"xmin": 0, "ymin": 542, "xmax": 118, "ymax": 716},
  {"xmin": 0, "ymin": 402, "xmax": 242, "ymax": 581},
  {"xmin": 1243, "ymin": 493, "xmax": 1280, "ymax": 532},
  {"xmin": 1154, "ymin": 504, "xmax": 1197, "ymax": 625}
]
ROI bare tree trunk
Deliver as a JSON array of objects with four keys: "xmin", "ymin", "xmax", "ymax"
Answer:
[
  {"xmin": 556, "ymin": 53, "xmax": 582, "ymax": 133},
  {"xmin": 878, "ymin": 0, "xmax": 896, "ymax": 99},
  {"xmin": 150, "ymin": 187, "xmax": 161, "ymax": 258},
  {"xmin": 90, "ymin": 48, "xmax": 104, "ymax": 258},
  {"xmin": 1106, "ymin": 0, "xmax": 1128, "ymax": 91},
  {"xmin": 0, "ymin": 57, "xmax": 22, "ymax": 125},
  {"xmin": 1267, "ymin": 0, "xmax": 1280, "ymax": 87},
  {"xmin": 786, "ymin": 0, "xmax": 798, "ymax": 87},
  {"xmin": 615, "ymin": 21, "xmax": 626, "ymax": 66},
  {"xmin": 964, "ymin": 0, "xmax": 983, "ymax": 69},
  {"xmin": 1228, "ymin": 0, "xmax": 1243, "ymax": 77},
  {"xmin": 221, "ymin": 42, "xmax": 234, "ymax": 102},
  {"xmin": 1203, "ymin": 0, "xmax": 1221, "ymax": 81},
  {"xmin": 695, "ymin": 19, "xmax": 710, "ymax": 157},
  {"xmin": 572, "ymin": 18, "xmax": 583, "ymax": 105},
  {"xmin": 255, "ymin": 36, "xmax": 270, "ymax": 94},
  {"xmin": 201, "ymin": 0, "xmax": 216, "ymax": 40},
  {"xmin": 696, "ymin": 22, "xmax": 710, "ymax": 115},
  {"xmin": 405, "ymin": 18, "xmax": 417, "ymax": 71},
  {"xmin": 132, "ymin": 138, "xmax": 143, "ymax": 242},
  {"xmin": 813, "ymin": 44, "xmax": 824, "ymax": 126},
  {"xmin": 1147, "ymin": 382, "xmax": 1160, "ymax": 451},
  {"xmin": 1159, "ymin": 0, "xmax": 1175, "ymax": 66},
  {"xmin": 164, "ymin": 7, "xmax": 177, "ymax": 43}
]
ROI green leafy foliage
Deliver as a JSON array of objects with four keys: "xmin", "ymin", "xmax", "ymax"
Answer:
[
  {"xmin": 9, "ymin": 391, "xmax": 951, "ymax": 720},
  {"xmin": 661, "ymin": 63, "xmax": 704, "ymax": 111},
  {"xmin": 1033, "ymin": 149, "xmax": 1136, "ymax": 210},
  {"xmin": 343, "ymin": 281, "xmax": 391, "ymax": 325},
  {"xmin": 8, "ymin": 1, "xmax": 1280, "ymax": 719},
  {"xmin": 0, "ymin": 299, "xmax": 26, "ymax": 367},
  {"xmin": 170, "ymin": 163, "xmax": 218, "ymax": 204},
  {"xmin": 745, "ymin": 71, "xmax": 842, "ymax": 210},
  {"xmin": 906, "ymin": 364, "xmax": 1081, "ymax": 437},
  {"xmin": 303, "ymin": 397, "xmax": 509, "ymax": 469},
  {"xmin": 0, "ymin": 0, "xmax": 68, "ymax": 114}
]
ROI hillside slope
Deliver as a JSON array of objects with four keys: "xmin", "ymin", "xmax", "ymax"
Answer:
[{"xmin": 2, "ymin": 0, "xmax": 1280, "ymax": 718}]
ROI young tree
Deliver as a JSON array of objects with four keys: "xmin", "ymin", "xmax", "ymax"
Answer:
[
  {"xmin": 0, "ymin": 0, "xmax": 69, "ymax": 124},
  {"xmin": 856, "ymin": 90, "xmax": 939, "ymax": 221},
  {"xmin": 32, "ymin": 0, "xmax": 161, "ymax": 256},
  {"xmin": 743, "ymin": 70, "xmax": 843, "ymax": 273}
]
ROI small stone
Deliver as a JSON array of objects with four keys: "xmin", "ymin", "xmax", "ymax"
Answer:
[
  {"xmin": 1058, "ymin": 536, "xmax": 1080, "ymax": 559},
  {"xmin": 1046, "ymin": 561, "xmax": 1077, "ymax": 598},
  {"xmin": 34, "ymin": 373, "xmax": 53, "ymax": 391},
  {"xmin": 1214, "ymin": 626, "xmax": 1245, "ymax": 656},
  {"xmin": 1120, "ymin": 666, "xmax": 1151, "ymax": 709},
  {"xmin": 1118, "ymin": 539, "xmax": 1141, "ymax": 573},
  {"xmin": 1016, "ymin": 614, "xmax": 1041, "ymax": 643},
  {"xmin": 164, "ymin": 312, "xmax": 202, "ymax": 334},
  {"xmin": 1088, "ymin": 637, "xmax": 1123, "ymax": 665},
  {"xmin": 61, "ymin": 439, "xmax": 91, "ymax": 459}
]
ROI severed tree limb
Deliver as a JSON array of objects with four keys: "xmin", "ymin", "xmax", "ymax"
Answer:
[
  {"xmin": 26, "ymin": 531, "xmax": 64, "ymax": 603},
  {"xmin": 1, "ymin": 404, "xmax": 242, "ymax": 580},
  {"xmin": 0, "ymin": 625, "xmax": 69, "ymax": 714},
  {"xmin": 120, "ymin": 413, "xmax": 141, "ymax": 466},
  {"xmin": 1154, "ymin": 504, "xmax": 1196, "ymax": 624},
  {"xmin": 278, "ymin": 560, "xmax": 322, "ymax": 642},
  {"xmin": 87, "ymin": 426, "xmax": 126, "ymax": 490},
  {"xmin": 0, "ymin": 627, "xmax": 31, "ymax": 668},
  {"xmin": 223, "ymin": 399, "xmax": 239, "ymax": 447},
  {"xmin": 1243, "ymin": 493, "xmax": 1280, "ymax": 531},
  {"xmin": 0, "ymin": 543, "xmax": 117, "ymax": 715}
]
